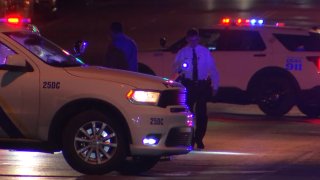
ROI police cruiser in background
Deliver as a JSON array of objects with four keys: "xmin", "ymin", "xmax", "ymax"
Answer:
[
  {"xmin": 0, "ymin": 16, "xmax": 193, "ymax": 175},
  {"xmin": 138, "ymin": 18, "xmax": 320, "ymax": 118}
]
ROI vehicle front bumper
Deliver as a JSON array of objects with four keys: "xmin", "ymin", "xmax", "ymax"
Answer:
[
  {"xmin": 127, "ymin": 106, "xmax": 194, "ymax": 156},
  {"xmin": 129, "ymin": 126, "xmax": 194, "ymax": 156}
]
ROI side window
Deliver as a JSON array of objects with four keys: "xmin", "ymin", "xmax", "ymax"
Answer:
[
  {"xmin": 200, "ymin": 30, "xmax": 221, "ymax": 51},
  {"xmin": 274, "ymin": 33, "xmax": 320, "ymax": 51},
  {"xmin": 0, "ymin": 41, "xmax": 16, "ymax": 65},
  {"xmin": 200, "ymin": 29, "xmax": 266, "ymax": 51},
  {"xmin": 167, "ymin": 38, "xmax": 187, "ymax": 53}
]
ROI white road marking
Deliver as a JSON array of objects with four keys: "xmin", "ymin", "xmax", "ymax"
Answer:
[{"xmin": 190, "ymin": 150, "xmax": 258, "ymax": 156}]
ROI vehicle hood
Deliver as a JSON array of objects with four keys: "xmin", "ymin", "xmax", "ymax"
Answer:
[{"xmin": 64, "ymin": 66, "xmax": 182, "ymax": 89}]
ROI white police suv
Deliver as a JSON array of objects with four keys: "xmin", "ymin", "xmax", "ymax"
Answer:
[
  {"xmin": 0, "ymin": 16, "xmax": 193, "ymax": 175},
  {"xmin": 138, "ymin": 18, "xmax": 320, "ymax": 118}
]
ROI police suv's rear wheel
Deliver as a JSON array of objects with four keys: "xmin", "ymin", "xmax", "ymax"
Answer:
[
  {"xmin": 116, "ymin": 156, "xmax": 160, "ymax": 175},
  {"xmin": 298, "ymin": 103, "xmax": 320, "ymax": 118},
  {"xmin": 62, "ymin": 110, "xmax": 126, "ymax": 175},
  {"xmin": 297, "ymin": 92, "xmax": 320, "ymax": 118},
  {"xmin": 255, "ymin": 76, "xmax": 296, "ymax": 117}
]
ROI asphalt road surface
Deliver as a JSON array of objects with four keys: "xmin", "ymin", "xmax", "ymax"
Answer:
[{"xmin": 1, "ymin": 104, "xmax": 320, "ymax": 179}]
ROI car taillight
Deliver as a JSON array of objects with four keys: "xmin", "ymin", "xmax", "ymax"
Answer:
[{"xmin": 307, "ymin": 56, "xmax": 320, "ymax": 73}]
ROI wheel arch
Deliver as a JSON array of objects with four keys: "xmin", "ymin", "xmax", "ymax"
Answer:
[
  {"xmin": 48, "ymin": 98, "xmax": 132, "ymax": 150},
  {"xmin": 247, "ymin": 66, "xmax": 301, "ymax": 99}
]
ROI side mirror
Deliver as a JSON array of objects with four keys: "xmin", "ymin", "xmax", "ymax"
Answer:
[
  {"xmin": 160, "ymin": 37, "xmax": 167, "ymax": 48},
  {"xmin": 6, "ymin": 54, "xmax": 27, "ymax": 66},
  {"xmin": 74, "ymin": 40, "xmax": 88, "ymax": 56},
  {"xmin": 0, "ymin": 54, "xmax": 33, "ymax": 72}
]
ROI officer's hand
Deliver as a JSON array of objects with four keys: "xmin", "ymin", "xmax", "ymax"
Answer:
[{"xmin": 171, "ymin": 73, "xmax": 181, "ymax": 82}]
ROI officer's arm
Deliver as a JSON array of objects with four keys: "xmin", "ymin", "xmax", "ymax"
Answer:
[
  {"xmin": 208, "ymin": 53, "xmax": 219, "ymax": 92},
  {"xmin": 171, "ymin": 51, "xmax": 183, "ymax": 80}
]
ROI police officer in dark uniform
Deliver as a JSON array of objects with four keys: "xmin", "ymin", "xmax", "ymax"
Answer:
[
  {"xmin": 173, "ymin": 28, "xmax": 219, "ymax": 149},
  {"xmin": 105, "ymin": 22, "xmax": 138, "ymax": 71}
]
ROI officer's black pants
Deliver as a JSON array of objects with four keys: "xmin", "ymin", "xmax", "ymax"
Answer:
[{"xmin": 181, "ymin": 79, "xmax": 212, "ymax": 145}]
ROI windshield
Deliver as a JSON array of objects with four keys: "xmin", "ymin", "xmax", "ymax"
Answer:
[{"xmin": 4, "ymin": 31, "xmax": 85, "ymax": 67}]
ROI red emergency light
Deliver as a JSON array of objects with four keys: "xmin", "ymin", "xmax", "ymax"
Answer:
[
  {"xmin": 221, "ymin": 18, "xmax": 231, "ymax": 25},
  {"xmin": 236, "ymin": 18, "xmax": 243, "ymax": 24},
  {"xmin": 8, "ymin": 17, "xmax": 20, "ymax": 24}
]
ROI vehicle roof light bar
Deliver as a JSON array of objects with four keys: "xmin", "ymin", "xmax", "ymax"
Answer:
[
  {"xmin": 0, "ymin": 16, "xmax": 31, "ymax": 25},
  {"xmin": 221, "ymin": 18, "xmax": 264, "ymax": 26}
]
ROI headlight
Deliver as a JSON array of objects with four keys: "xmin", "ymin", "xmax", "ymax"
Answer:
[{"xmin": 127, "ymin": 89, "xmax": 160, "ymax": 105}]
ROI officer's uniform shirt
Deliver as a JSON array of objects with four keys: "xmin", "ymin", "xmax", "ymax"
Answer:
[{"xmin": 173, "ymin": 44, "xmax": 219, "ymax": 91}]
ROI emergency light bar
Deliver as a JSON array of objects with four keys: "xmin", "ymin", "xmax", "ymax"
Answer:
[
  {"xmin": 0, "ymin": 16, "xmax": 31, "ymax": 25},
  {"xmin": 221, "ymin": 18, "xmax": 264, "ymax": 26}
]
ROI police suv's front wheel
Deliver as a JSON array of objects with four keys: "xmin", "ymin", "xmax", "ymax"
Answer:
[{"xmin": 62, "ymin": 110, "xmax": 126, "ymax": 175}]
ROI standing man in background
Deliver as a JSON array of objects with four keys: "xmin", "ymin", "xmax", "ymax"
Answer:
[
  {"xmin": 105, "ymin": 22, "xmax": 138, "ymax": 71},
  {"xmin": 173, "ymin": 28, "xmax": 219, "ymax": 149}
]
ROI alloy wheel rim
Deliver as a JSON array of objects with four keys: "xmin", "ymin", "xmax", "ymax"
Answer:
[{"xmin": 74, "ymin": 121, "xmax": 118, "ymax": 165}]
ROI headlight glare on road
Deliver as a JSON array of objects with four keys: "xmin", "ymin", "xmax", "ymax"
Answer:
[{"xmin": 127, "ymin": 89, "xmax": 160, "ymax": 105}]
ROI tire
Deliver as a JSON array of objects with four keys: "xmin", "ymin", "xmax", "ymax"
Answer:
[
  {"xmin": 116, "ymin": 156, "xmax": 160, "ymax": 175},
  {"xmin": 62, "ymin": 110, "xmax": 127, "ymax": 175},
  {"xmin": 298, "ymin": 92, "xmax": 320, "ymax": 118},
  {"xmin": 298, "ymin": 103, "xmax": 320, "ymax": 118},
  {"xmin": 253, "ymin": 76, "xmax": 297, "ymax": 117}
]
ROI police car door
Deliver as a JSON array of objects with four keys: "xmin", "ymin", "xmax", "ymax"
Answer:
[
  {"xmin": 0, "ymin": 37, "xmax": 39, "ymax": 139},
  {"xmin": 201, "ymin": 29, "xmax": 267, "ymax": 90},
  {"xmin": 138, "ymin": 38, "xmax": 186, "ymax": 78}
]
